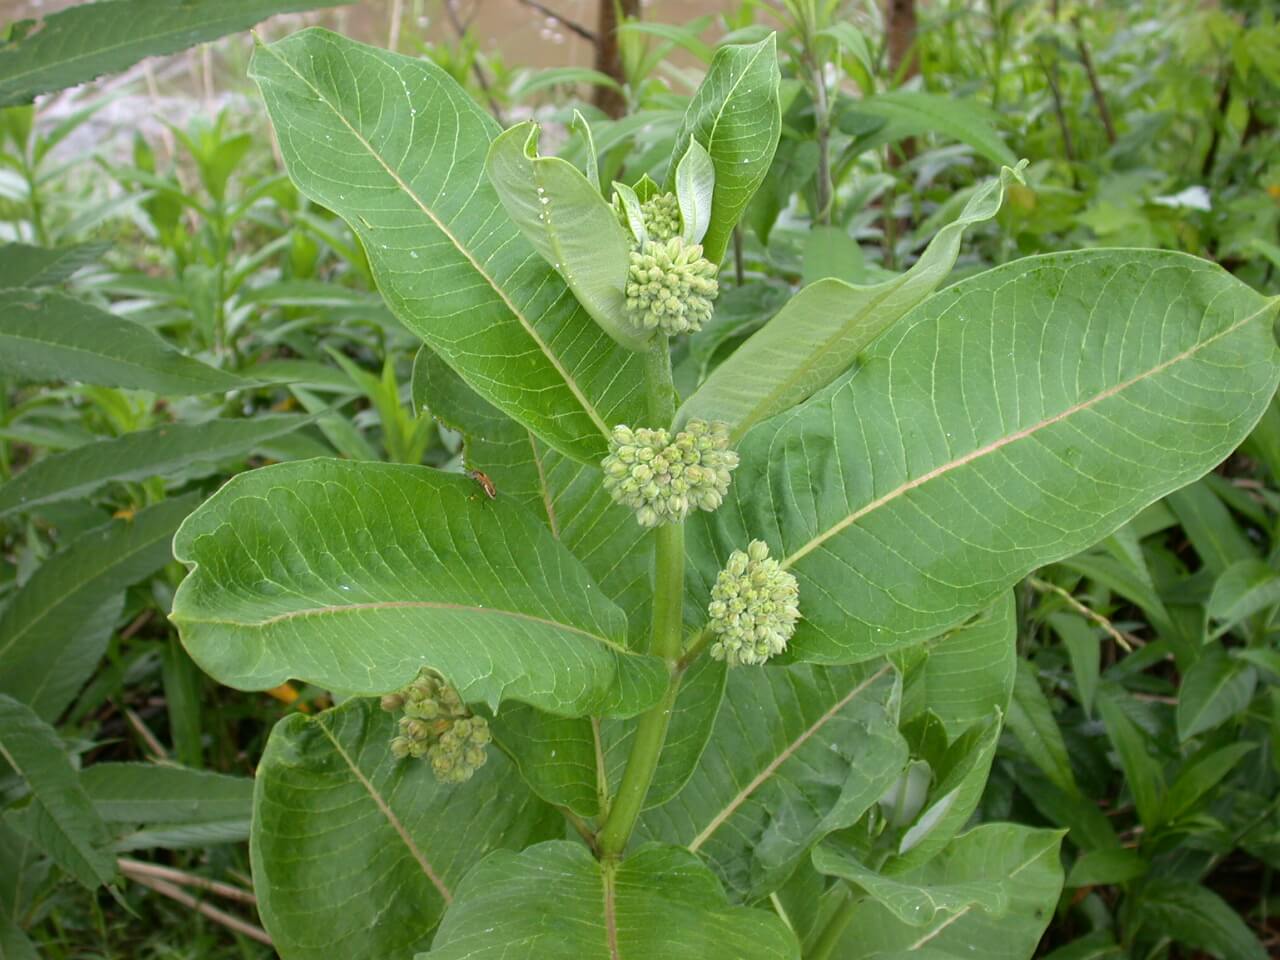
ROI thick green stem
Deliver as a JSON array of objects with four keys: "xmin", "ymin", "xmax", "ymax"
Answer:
[
  {"xmin": 805, "ymin": 884, "xmax": 859, "ymax": 960},
  {"xmin": 597, "ymin": 522, "xmax": 685, "ymax": 856},
  {"xmin": 596, "ymin": 337, "xmax": 685, "ymax": 858}
]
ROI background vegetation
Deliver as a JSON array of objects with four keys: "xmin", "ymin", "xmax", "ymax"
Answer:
[{"xmin": 1, "ymin": 0, "xmax": 1277, "ymax": 957}]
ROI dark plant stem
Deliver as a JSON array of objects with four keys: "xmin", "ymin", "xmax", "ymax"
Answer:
[
  {"xmin": 1037, "ymin": 53, "xmax": 1079, "ymax": 188},
  {"xmin": 594, "ymin": 0, "xmax": 640, "ymax": 119},
  {"xmin": 1201, "ymin": 71, "xmax": 1231, "ymax": 179},
  {"xmin": 442, "ymin": 0, "xmax": 506, "ymax": 123},
  {"xmin": 1074, "ymin": 19, "xmax": 1116, "ymax": 145},
  {"xmin": 516, "ymin": 0, "xmax": 596, "ymax": 41}
]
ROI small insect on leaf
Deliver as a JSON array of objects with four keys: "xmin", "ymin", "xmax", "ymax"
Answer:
[{"xmin": 469, "ymin": 470, "xmax": 497, "ymax": 499}]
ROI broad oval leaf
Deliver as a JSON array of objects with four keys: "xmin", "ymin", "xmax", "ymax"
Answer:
[
  {"xmin": 637, "ymin": 661, "xmax": 907, "ymax": 901},
  {"xmin": 485, "ymin": 122, "xmax": 644, "ymax": 351},
  {"xmin": 251, "ymin": 28, "xmax": 645, "ymax": 462},
  {"xmin": 678, "ymin": 163, "xmax": 1023, "ymax": 438},
  {"xmin": 689, "ymin": 250, "xmax": 1280, "ymax": 664},
  {"xmin": 668, "ymin": 35, "xmax": 782, "ymax": 265},
  {"xmin": 419, "ymin": 840, "xmax": 799, "ymax": 959},
  {"xmin": 170, "ymin": 459, "xmax": 666, "ymax": 718},
  {"xmin": 0, "ymin": 289, "xmax": 250, "ymax": 395},
  {"xmin": 252, "ymin": 698, "xmax": 559, "ymax": 960},
  {"xmin": 823, "ymin": 824, "xmax": 1065, "ymax": 960},
  {"xmin": 0, "ymin": 0, "xmax": 342, "ymax": 107},
  {"xmin": 0, "ymin": 495, "xmax": 197, "ymax": 721},
  {"xmin": 0, "ymin": 414, "xmax": 310, "ymax": 520}
]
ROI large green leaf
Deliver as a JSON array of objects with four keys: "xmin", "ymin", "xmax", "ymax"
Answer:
[
  {"xmin": 0, "ymin": 414, "xmax": 309, "ymax": 520},
  {"xmin": 0, "ymin": 289, "xmax": 249, "ymax": 394},
  {"xmin": 485, "ymin": 122, "xmax": 643, "ymax": 351},
  {"xmin": 637, "ymin": 661, "xmax": 906, "ymax": 901},
  {"xmin": 668, "ymin": 36, "xmax": 782, "ymax": 265},
  {"xmin": 170, "ymin": 459, "xmax": 666, "ymax": 718},
  {"xmin": 251, "ymin": 29, "xmax": 644, "ymax": 463},
  {"xmin": 822, "ymin": 824, "xmax": 1065, "ymax": 960},
  {"xmin": 419, "ymin": 840, "xmax": 799, "ymax": 959},
  {"xmin": 252, "ymin": 698, "xmax": 559, "ymax": 960},
  {"xmin": 0, "ymin": 242, "xmax": 106, "ymax": 288},
  {"xmin": 0, "ymin": 695, "xmax": 116, "ymax": 889},
  {"xmin": 0, "ymin": 0, "xmax": 341, "ymax": 107},
  {"xmin": 688, "ymin": 251, "xmax": 1280, "ymax": 665},
  {"xmin": 82, "ymin": 763, "xmax": 253, "ymax": 851},
  {"xmin": 0, "ymin": 495, "xmax": 197, "ymax": 721},
  {"xmin": 678, "ymin": 163, "xmax": 1022, "ymax": 438}
]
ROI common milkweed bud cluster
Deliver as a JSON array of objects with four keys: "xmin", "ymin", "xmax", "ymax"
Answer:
[
  {"xmin": 638, "ymin": 192, "xmax": 682, "ymax": 242},
  {"xmin": 708, "ymin": 540, "xmax": 800, "ymax": 666},
  {"xmin": 382, "ymin": 669, "xmax": 491, "ymax": 783},
  {"xmin": 624, "ymin": 237, "xmax": 719, "ymax": 336},
  {"xmin": 602, "ymin": 419, "xmax": 739, "ymax": 527}
]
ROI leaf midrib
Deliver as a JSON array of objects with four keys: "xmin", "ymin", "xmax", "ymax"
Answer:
[
  {"xmin": 905, "ymin": 839, "xmax": 1052, "ymax": 950},
  {"xmin": 258, "ymin": 40, "xmax": 611, "ymax": 439},
  {"xmin": 315, "ymin": 716, "xmax": 453, "ymax": 905},
  {"xmin": 783, "ymin": 302, "xmax": 1275, "ymax": 570},
  {"xmin": 180, "ymin": 599, "xmax": 630, "ymax": 653},
  {"xmin": 688, "ymin": 664, "xmax": 891, "ymax": 851}
]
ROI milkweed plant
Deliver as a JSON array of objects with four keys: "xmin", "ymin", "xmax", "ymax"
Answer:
[{"xmin": 165, "ymin": 27, "xmax": 1280, "ymax": 960}]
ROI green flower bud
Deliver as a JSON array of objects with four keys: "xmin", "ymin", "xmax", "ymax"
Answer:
[
  {"xmin": 601, "ymin": 420, "xmax": 739, "ymax": 527},
  {"xmin": 624, "ymin": 237, "xmax": 718, "ymax": 336},
  {"xmin": 380, "ymin": 692, "xmax": 405, "ymax": 712},
  {"xmin": 428, "ymin": 715, "xmax": 492, "ymax": 784},
  {"xmin": 382, "ymin": 668, "xmax": 490, "ymax": 783},
  {"xmin": 708, "ymin": 540, "xmax": 800, "ymax": 667},
  {"xmin": 639, "ymin": 191, "xmax": 682, "ymax": 242}
]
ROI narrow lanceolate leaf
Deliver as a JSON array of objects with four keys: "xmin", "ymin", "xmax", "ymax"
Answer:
[
  {"xmin": 252, "ymin": 699, "xmax": 558, "ymax": 960},
  {"xmin": 678, "ymin": 163, "xmax": 1023, "ymax": 438},
  {"xmin": 898, "ymin": 592, "xmax": 1016, "ymax": 741},
  {"xmin": 0, "ymin": 495, "xmax": 197, "ymax": 721},
  {"xmin": 420, "ymin": 841, "xmax": 799, "ymax": 959},
  {"xmin": 486, "ymin": 122, "xmax": 644, "ymax": 351},
  {"xmin": 0, "ymin": 242, "xmax": 106, "ymax": 288},
  {"xmin": 637, "ymin": 662, "xmax": 906, "ymax": 902},
  {"xmin": 822, "ymin": 825, "xmax": 1065, "ymax": 960},
  {"xmin": 0, "ymin": 696, "xmax": 116, "ymax": 889},
  {"xmin": 251, "ymin": 29, "xmax": 645, "ymax": 463},
  {"xmin": 837, "ymin": 90, "xmax": 1018, "ymax": 167},
  {"xmin": 170, "ymin": 460, "xmax": 666, "ymax": 718},
  {"xmin": 82, "ymin": 763, "xmax": 253, "ymax": 851},
  {"xmin": 0, "ymin": 289, "xmax": 249, "ymax": 394},
  {"xmin": 668, "ymin": 35, "xmax": 782, "ymax": 265},
  {"xmin": 689, "ymin": 251, "xmax": 1280, "ymax": 665},
  {"xmin": 0, "ymin": 0, "xmax": 343, "ymax": 107},
  {"xmin": 0, "ymin": 415, "xmax": 310, "ymax": 520}
]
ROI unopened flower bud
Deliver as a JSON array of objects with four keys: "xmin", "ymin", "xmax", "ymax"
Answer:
[
  {"xmin": 708, "ymin": 540, "xmax": 800, "ymax": 666},
  {"xmin": 380, "ymin": 668, "xmax": 490, "ymax": 783},
  {"xmin": 624, "ymin": 237, "xmax": 718, "ymax": 336},
  {"xmin": 600, "ymin": 420, "xmax": 739, "ymax": 527},
  {"xmin": 639, "ymin": 191, "xmax": 681, "ymax": 242}
]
